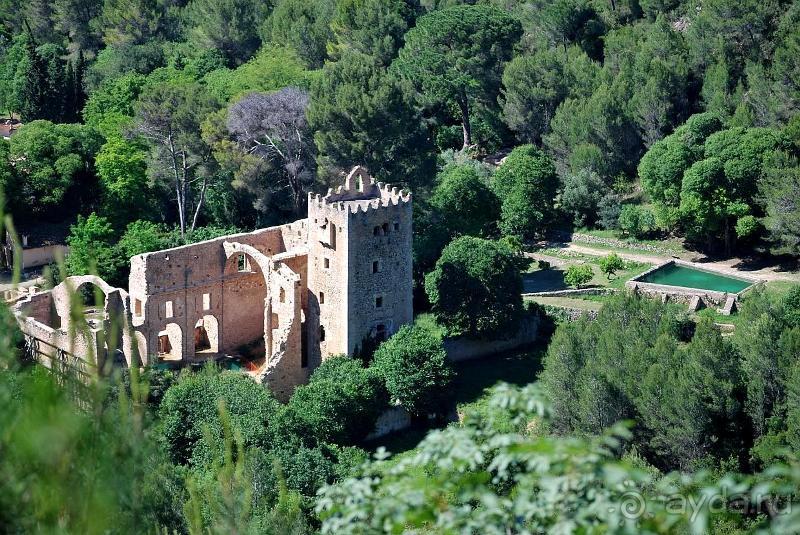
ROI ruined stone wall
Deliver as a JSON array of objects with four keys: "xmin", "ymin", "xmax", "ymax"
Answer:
[
  {"xmin": 18, "ymin": 315, "xmax": 104, "ymax": 373},
  {"xmin": 17, "ymin": 291, "xmax": 54, "ymax": 326},
  {"xmin": 8, "ymin": 166, "xmax": 415, "ymax": 401},
  {"xmin": 261, "ymin": 261, "xmax": 308, "ymax": 400},
  {"xmin": 128, "ymin": 221, "xmax": 308, "ymax": 363}
]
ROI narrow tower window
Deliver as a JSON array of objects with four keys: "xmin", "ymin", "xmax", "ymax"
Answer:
[{"xmin": 319, "ymin": 325, "xmax": 326, "ymax": 342}]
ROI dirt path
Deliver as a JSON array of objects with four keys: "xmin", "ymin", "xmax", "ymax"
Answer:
[{"xmin": 552, "ymin": 242, "xmax": 800, "ymax": 283}]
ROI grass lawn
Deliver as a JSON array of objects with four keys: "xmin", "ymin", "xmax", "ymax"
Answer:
[
  {"xmin": 692, "ymin": 280, "xmax": 797, "ymax": 330},
  {"xmin": 763, "ymin": 280, "xmax": 799, "ymax": 294},
  {"xmin": 450, "ymin": 345, "xmax": 544, "ymax": 409},
  {"xmin": 523, "ymin": 259, "xmax": 652, "ymax": 293},
  {"xmin": 412, "ymin": 312, "xmax": 447, "ymax": 339}
]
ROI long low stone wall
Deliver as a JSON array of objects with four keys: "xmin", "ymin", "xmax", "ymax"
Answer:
[
  {"xmin": 551, "ymin": 230, "xmax": 678, "ymax": 256},
  {"xmin": 443, "ymin": 315, "xmax": 540, "ymax": 362},
  {"xmin": 522, "ymin": 287, "xmax": 617, "ymax": 298}
]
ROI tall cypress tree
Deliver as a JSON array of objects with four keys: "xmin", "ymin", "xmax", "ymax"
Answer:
[
  {"xmin": 36, "ymin": 43, "xmax": 67, "ymax": 121},
  {"xmin": 64, "ymin": 59, "xmax": 76, "ymax": 121},
  {"xmin": 73, "ymin": 50, "xmax": 86, "ymax": 119},
  {"xmin": 63, "ymin": 51, "xmax": 86, "ymax": 122},
  {"xmin": 13, "ymin": 34, "xmax": 47, "ymax": 122}
]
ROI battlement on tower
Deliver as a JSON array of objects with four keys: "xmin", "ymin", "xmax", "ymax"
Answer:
[{"xmin": 308, "ymin": 166, "xmax": 412, "ymax": 217}]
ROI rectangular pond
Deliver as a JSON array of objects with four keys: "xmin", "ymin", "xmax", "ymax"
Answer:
[{"xmin": 636, "ymin": 262, "xmax": 752, "ymax": 293}]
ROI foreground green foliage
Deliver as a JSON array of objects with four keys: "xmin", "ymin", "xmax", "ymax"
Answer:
[{"xmin": 317, "ymin": 382, "xmax": 800, "ymax": 533}]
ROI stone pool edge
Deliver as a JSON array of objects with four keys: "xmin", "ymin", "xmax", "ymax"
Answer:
[{"xmin": 626, "ymin": 259, "xmax": 764, "ymax": 310}]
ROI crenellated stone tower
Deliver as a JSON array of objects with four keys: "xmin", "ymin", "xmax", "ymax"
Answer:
[{"xmin": 306, "ymin": 166, "xmax": 413, "ymax": 367}]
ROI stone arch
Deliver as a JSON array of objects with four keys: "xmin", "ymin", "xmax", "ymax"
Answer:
[
  {"xmin": 194, "ymin": 314, "xmax": 219, "ymax": 354},
  {"xmin": 157, "ymin": 323, "xmax": 183, "ymax": 360},
  {"xmin": 51, "ymin": 275, "xmax": 126, "ymax": 328},
  {"xmin": 222, "ymin": 241, "xmax": 273, "ymax": 281},
  {"xmin": 221, "ymin": 241, "xmax": 271, "ymax": 357}
]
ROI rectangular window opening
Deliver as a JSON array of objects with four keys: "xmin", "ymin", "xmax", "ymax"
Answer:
[
  {"xmin": 237, "ymin": 254, "xmax": 250, "ymax": 272},
  {"xmin": 165, "ymin": 301, "xmax": 174, "ymax": 319}
]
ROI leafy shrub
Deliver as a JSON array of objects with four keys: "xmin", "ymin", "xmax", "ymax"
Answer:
[
  {"xmin": 564, "ymin": 264, "xmax": 593, "ymax": 288},
  {"xmin": 275, "ymin": 356, "xmax": 388, "ymax": 445},
  {"xmin": 618, "ymin": 204, "xmax": 657, "ymax": 238},
  {"xmin": 159, "ymin": 367, "xmax": 279, "ymax": 466},
  {"xmin": 372, "ymin": 325, "xmax": 453, "ymax": 417},
  {"xmin": 493, "ymin": 145, "xmax": 559, "ymax": 239},
  {"xmin": 598, "ymin": 253, "xmax": 625, "ymax": 279},
  {"xmin": 560, "ymin": 169, "xmax": 609, "ymax": 228}
]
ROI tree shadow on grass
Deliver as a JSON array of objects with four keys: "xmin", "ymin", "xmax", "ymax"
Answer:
[
  {"xmin": 522, "ymin": 269, "xmax": 567, "ymax": 292},
  {"xmin": 450, "ymin": 344, "xmax": 546, "ymax": 407},
  {"xmin": 365, "ymin": 344, "xmax": 547, "ymax": 456}
]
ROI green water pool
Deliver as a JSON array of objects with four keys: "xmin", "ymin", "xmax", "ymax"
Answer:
[{"xmin": 638, "ymin": 263, "xmax": 752, "ymax": 293}]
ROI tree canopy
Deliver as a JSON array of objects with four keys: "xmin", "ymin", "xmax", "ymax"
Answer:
[
  {"xmin": 425, "ymin": 236, "xmax": 529, "ymax": 339},
  {"xmin": 393, "ymin": 4, "xmax": 522, "ymax": 149}
]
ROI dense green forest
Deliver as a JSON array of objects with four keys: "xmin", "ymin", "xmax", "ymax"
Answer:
[
  {"xmin": 3, "ymin": 0, "xmax": 800, "ymax": 532},
  {"xmin": 1, "ymin": 0, "xmax": 799, "ymax": 272}
]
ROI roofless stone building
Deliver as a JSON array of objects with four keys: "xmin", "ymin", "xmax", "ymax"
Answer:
[{"xmin": 10, "ymin": 167, "xmax": 413, "ymax": 400}]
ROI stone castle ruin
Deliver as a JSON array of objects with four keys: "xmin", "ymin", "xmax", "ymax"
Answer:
[{"xmin": 9, "ymin": 167, "xmax": 413, "ymax": 399}]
